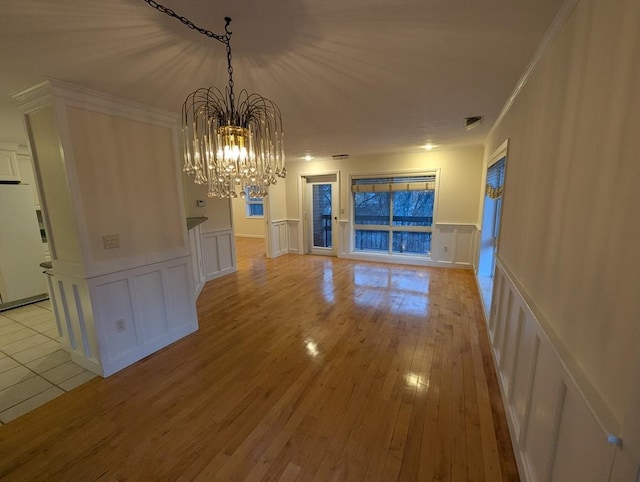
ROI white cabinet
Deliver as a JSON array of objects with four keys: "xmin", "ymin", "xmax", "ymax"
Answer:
[{"xmin": 0, "ymin": 149, "xmax": 20, "ymax": 182}]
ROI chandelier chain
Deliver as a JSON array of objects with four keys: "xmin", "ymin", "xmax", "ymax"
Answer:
[
  {"xmin": 143, "ymin": 0, "xmax": 230, "ymax": 44},
  {"xmin": 144, "ymin": 0, "xmax": 237, "ymax": 116},
  {"xmin": 226, "ymin": 31, "xmax": 236, "ymax": 118}
]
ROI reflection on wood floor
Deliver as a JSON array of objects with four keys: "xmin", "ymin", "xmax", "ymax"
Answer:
[{"xmin": 0, "ymin": 237, "xmax": 518, "ymax": 481}]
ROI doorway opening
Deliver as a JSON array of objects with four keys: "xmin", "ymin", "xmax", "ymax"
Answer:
[{"xmin": 478, "ymin": 141, "xmax": 508, "ymax": 315}]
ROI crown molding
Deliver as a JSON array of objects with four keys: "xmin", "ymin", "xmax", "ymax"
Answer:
[
  {"xmin": 487, "ymin": 0, "xmax": 580, "ymax": 140},
  {"xmin": 12, "ymin": 78, "xmax": 179, "ymax": 128}
]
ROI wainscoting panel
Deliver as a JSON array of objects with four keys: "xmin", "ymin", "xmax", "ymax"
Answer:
[
  {"xmin": 91, "ymin": 256, "xmax": 198, "ymax": 377},
  {"xmin": 522, "ymin": 341, "xmax": 564, "ymax": 482},
  {"xmin": 551, "ymin": 382, "xmax": 616, "ymax": 482},
  {"xmin": 269, "ymin": 220, "xmax": 289, "ymax": 257},
  {"xmin": 132, "ymin": 270, "xmax": 169, "ymax": 345},
  {"xmin": 188, "ymin": 224, "xmax": 206, "ymax": 298},
  {"xmin": 287, "ymin": 219, "xmax": 300, "ymax": 253},
  {"xmin": 94, "ymin": 278, "xmax": 138, "ymax": 363},
  {"xmin": 48, "ymin": 273, "xmax": 102, "ymax": 374},
  {"xmin": 430, "ymin": 223, "xmax": 479, "ymax": 268},
  {"xmin": 201, "ymin": 229, "xmax": 236, "ymax": 281},
  {"xmin": 164, "ymin": 263, "xmax": 196, "ymax": 332},
  {"xmin": 338, "ymin": 219, "xmax": 350, "ymax": 256},
  {"xmin": 486, "ymin": 260, "xmax": 620, "ymax": 482},
  {"xmin": 46, "ymin": 256, "xmax": 198, "ymax": 377},
  {"xmin": 510, "ymin": 312, "xmax": 538, "ymax": 443}
]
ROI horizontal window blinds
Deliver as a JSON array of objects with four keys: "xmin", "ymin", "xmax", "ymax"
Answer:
[
  {"xmin": 486, "ymin": 158, "xmax": 505, "ymax": 199},
  {"xmin": 352, "ymin": 175, "xmax": 436, "ymax": 192}
]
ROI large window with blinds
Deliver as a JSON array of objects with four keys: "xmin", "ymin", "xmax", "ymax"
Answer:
[{"xmin": 352, "ymin": 174, "xmax": 436, "ymax": 255}]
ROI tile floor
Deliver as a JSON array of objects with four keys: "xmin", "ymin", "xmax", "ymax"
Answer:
[{"xmin": 0, "ymin": 300, "xmax": 96, "ymax": 424}]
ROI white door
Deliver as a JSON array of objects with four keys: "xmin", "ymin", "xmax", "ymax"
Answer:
[{"xmin": 304, "ymin": 175, "xmax": 338, "ymax": 256}]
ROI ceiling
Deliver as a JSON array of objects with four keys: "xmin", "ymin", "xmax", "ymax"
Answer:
[{"xmin": 0, "ymin": 0, "xmax": 565, "ymax": 161}]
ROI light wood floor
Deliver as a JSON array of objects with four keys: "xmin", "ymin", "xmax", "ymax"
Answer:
[{"xmin": 0, "ymin": 238, "xmax": 518, "ymax": 481}]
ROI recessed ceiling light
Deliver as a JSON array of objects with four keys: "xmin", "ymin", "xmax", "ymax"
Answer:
[
  {"xmin": 303, "ymin": 155, "xmax": 313, "ymax": 161},
  {"xmin": 424, "ymin": 143, "xmax": 434, "ymax": 150}
]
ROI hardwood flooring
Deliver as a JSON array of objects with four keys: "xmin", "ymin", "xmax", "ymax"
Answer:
[{"xmin": 0, "ymin": 238, "xmax": 519, "ymax": 481}]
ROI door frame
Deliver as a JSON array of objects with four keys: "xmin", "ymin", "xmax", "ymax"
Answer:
[{"xmin": 297, "ymin": 171, "xmax": 340, "ymax": 256}]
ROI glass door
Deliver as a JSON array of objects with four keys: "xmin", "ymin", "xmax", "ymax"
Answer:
[{"xmin": 304, "ymin": 175, "xmax": 338, "ymax": 256}]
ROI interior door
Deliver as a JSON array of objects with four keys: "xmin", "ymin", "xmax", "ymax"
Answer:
[{"xmin": 304, "ymin": 175, "xmax": 338, "ymax": 256}]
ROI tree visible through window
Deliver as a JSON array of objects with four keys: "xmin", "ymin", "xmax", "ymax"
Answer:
[{"xmin": 352, "ymin": 175, "xmax": 435, "ymax": 255}]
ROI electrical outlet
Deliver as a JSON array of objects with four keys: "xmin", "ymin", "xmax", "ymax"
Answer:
[
  {"xmin": 115, "ymin": 319, "xmax": 126, "ymax": 333},
  {"xmin": 103, "ymin": 234, "xmax": 120, "ymax": 249},
  {"xmin": 444, "ymin": 245, "xmax": 449, "ymax": 252}
]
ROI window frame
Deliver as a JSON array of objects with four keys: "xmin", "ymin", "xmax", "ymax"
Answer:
[
  {"xmin": 244, "ymin": 187, "xmax": 264, "ymax": 218},
  {"xmin": 351, "ymin": 171, "xmax": 438, "ymax": 257}
]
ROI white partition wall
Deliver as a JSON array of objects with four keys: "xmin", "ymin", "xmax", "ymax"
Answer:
[{"xmin": 14, "ymin": 80, "xmax": 199, "ymax": 377}]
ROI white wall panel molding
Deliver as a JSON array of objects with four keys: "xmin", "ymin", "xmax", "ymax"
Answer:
[
  {"xmin": 338, "ymin": 219, "xmax": 350, "ymax": 257},
  {"xmin": 432, "ymin": 223, "xmax": 478, "ymax": 268},
  {"xmin": 46, "ymin": 270, "xmax": 102, "ymax": 374},
  {"xmin": 188, "ymin": 225, "xmax": 206, "ymax": 299},
  {"xmin": 286, "ymin": 219, "xmax": 300, "ymax": 254},
  {"xmin": 201, "ymin": 229, "xmax": 236, "ymax": 281},
  {"xmin": 268, "ymin": 220, "xmax": 289, "ymax": 258},
  {"xmin": 46, "ymin": 256, "xmax": 198, "ymax": 377},
  {"xmin": 487, "ymin": 258, "xmax": 621, "ymax": 482},
  {"xmin": 90, "ymin": 256, "xmax": 197, "ymax": 377}
]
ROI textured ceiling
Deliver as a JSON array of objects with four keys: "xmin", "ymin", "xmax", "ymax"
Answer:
[{"xmin": 0, "ymin": 0, "xmax": 565, "ymax": 161}]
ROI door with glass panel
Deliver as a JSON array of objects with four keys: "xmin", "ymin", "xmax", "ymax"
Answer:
[{"xmin": 304, "ymin": 175, "xmax": 338, "ymax": 256}]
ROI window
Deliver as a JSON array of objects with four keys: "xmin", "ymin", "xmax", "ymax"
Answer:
[
  {"xmin": 352, "ymin": 174, "xmax": 435, "ymax": 255},
  {"xmin": 245, "ymin": 187, "xmax": 264, "ymax": 217}
]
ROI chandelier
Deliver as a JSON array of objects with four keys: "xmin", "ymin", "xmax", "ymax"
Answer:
[{"xmin": 145, "ymin": 1, "xmax": 286, "ymax": 199}]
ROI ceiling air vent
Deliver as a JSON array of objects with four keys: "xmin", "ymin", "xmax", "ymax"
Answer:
[
  {"xmin": 332, "ymin": 153, "xmax": 349, "ymax": 160},
  {"xmin": 465, "ymin": 116, "xmax": 483, "ymax": 131}
]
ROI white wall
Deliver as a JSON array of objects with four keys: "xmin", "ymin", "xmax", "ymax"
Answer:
[
  {"xmin": 231, "ymin": 196, "xmax": 264, "ymax": 238},
  {"xmin": 284, "ymin": 146, "xmax": 485, "ymax": 266},
  {"xmin": 66, "ymin": 107, "xmax": 184, "ymax": 266},
  {"xmin": 485, "ymin": 0, "xmax": 640, "ymax": 478},
  {"xmin": 286, "ymin": 146, "xmax": 484, "ymax": 224}
]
